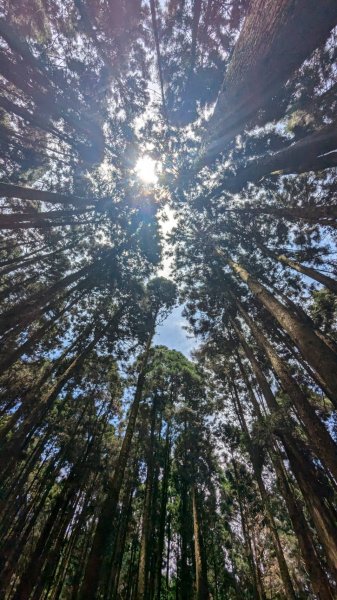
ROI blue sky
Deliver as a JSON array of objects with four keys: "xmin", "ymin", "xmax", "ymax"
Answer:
[
  {"xmin": 154, "ymin": 304, "xmax": 195, "ymax": 357},
  {"xmin": 154, "ymin": 205, "xmax": 196, "ymax": 358}
]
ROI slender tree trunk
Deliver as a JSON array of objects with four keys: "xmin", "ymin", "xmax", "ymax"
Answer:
[
  {"xmin": 137, "ymin": 393, "xmax": 158, "ymax": 599},
  {"xmin": 232, "ymin": 457, "xmax": 264, "ymax": 600},
  {"xmin": 0, "ymin": 291, "xmax": 85, "ymax": 373},
  {"xmin": 232, "ymin": 385, "xmax": 296, "ymax": 600},
  {"xmin": 282, "ymin": 438, "xmax": 337, "ymax": 580},
  {"xmin": 154, "ymin": 423, "xmax": 171, "ymax": 600},
  {"xmin": 109, "ymin": 478, "xmax": 136, "ymax": 599},
  {"xmin": 0, "ymin": 325, "xmax": 107, "ymax": 476},
  {"xmin": 192, "ymin": 485, "xmax": 210, "ymax": 600},
  {"xmin": 272, "ymin": 448, "xmax": 335, "ymax": 600},
  {"xmin": 11, "ymin": 450, "xmax": 90, "ymax": 600},
  {"xmin": 259, "ymin": 243, "xmax": 337, "ymax": 295},
  {"xmin": 222, "ymin": 204, "xmax": 337, "ymax": 228},
  {"xmin": 228, "ymin": 119, "xmax": 337, "ymax": 191},
  {"xmin": 234, "ymin": 345, "xmax": 336, "ymax": 599},
  {"xmin": 0, "ymin": 181, "xmax": 93, "ymax": 207},
  {"xmin": 228, "ymin": 259, "xmax": 337, "ymax": 407},
  {"xmin": 236, "ymin": 303, "xmax": 337, "ymax": 482},
  {"xmin": 0, "ymin": 319, "xmax": 96, "ymax": 442},
  {"xmin": 78, "ymin": 330, "xmax": 154, "ymax": 599},
  {"xmin": 236, "ymin": 318, "xmax": 337, "ymax": 578}
]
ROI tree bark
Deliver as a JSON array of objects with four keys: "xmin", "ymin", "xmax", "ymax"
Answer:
[
  {"xmin": 78, "ymin": 330, "xmax": 154, "ymax": 600},
  {"xmin": 236, "ymin": 304, "xmax": 337, "ymax": 482},
  {"xmin": 154, "ymin": 423, "xmax": 171, "ymax": 600},
  {"xmin": 137, "ymin": 393, "xmax": 158, "ymax": 599},
  {"xmin": 0, "ymin": 181, "xmax": 93, "ymax": 207},
  {"xmin": 231, "ymin": 385, "xmax": 296, "ymax": 600},
  {"xmin": 259, "ymin": 243, "xmax": 337, "ymax": 295},
  {"xmin": 192, "ymin": 485, "xmax": 210, "ymax": 600},
  {"xmin": 226, "ymin": 120, "xmax": 337, "ymax": 192},
  {"xmin": 229, "ymin": 259, "xmax": 337, "ymax": 408},
  {"xmin": 271, "ymin": 449, "xmax": 335, "ymax": 600},
  {"xmin": 200, "ymin": 0, "xmax": 337, "ymax": 165}
]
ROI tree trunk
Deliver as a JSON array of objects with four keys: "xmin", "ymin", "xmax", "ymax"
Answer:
[
  {"xmin": 0, "ymin": 181, "xmax": 93, "ymax": 207},
  {"xmin": 223, "ymin": 203, "xmax": 337, "ymax": 228},
  {"xmin": 11, "ymin": 451, "xmax": 90, "ymax": 600},
  {"xmin": 0, "ymin": 325, "xmax": 106, "ymax": 477},
  {"xmin": 282, "ymin": 438, "xmax": 337, "ymax": 580},
  {"xmin": 78, "ymin": 330, "xmax": 154, "ymax": 600},
  {"xmin": 201, "ymin": 0, "xmax": 337, "ymax": 164},
  {"xmin": 228, "ymin": 120, "xmax": 337, "ymax": 192},
  {"xmin": 236, "ymin": 304, "xmax": 337, "ymax": 481},
  {"xmin": 260, "ymin": 243, "xmax": 337, "ymax": 295},
  {"xmin": 0, "ymin": 291, "xmax": 85, "ymax": 373},
  {"xmin": 231, "ymin": 385, "xmax": 296, "ymax": 600},
  {"xmin": 229, "ymin": 259, "xmax": 337, "ymax": 408},
  {"xmin": 137, "ymin": 393, "xmax": 159, "ymax": 599},
  {"xmin": 234, "ymin": 314, "xmax": 337, "ymax": 577},
  {"xmin": 154, "ymin": 423, "xmax": 171, "ymax": 600},
  {"xmin": 192, "ymin": 485, "xmax": 210, "ymax": 600},
  {"xmin": 232, "ymin": 458, "xmax": 264, "ymax": 600},
  {"xmin": 271, "ymin": 448, "xmax": 335, "ymax": 600}
]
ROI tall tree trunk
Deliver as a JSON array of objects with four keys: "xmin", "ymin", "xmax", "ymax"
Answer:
[
  {"xmin": 109, "ymin": 476, "xmax": 136, "ymax": 599},
  {"xmin": 282, "ymin": 438, "xmax": 337, "ymax": 580},
  {"xmin": 228, "ymin": 259, "xmax": 337, "ymax": 408},
  {"xmin": 11, "ymin": 449, "xmax": 91, "ymax": 600},
  {"xmin": 192, "ymin": 485, "xmax": 210, "ymax": 600},
  {"xmin": 271, "ymin": 448, "xmax": 335, "ymax": 600},
  {"xmin": 232, "ymin": 120, "xmax": 337, "ymax": 192},
  {"xmin": 259, "ymin": 243, "xmax": 337, "ymax": 295},
  {"xmin": 137, "ymin": 393, "xmax": 159, "ymax": 599},
  {"xmin": 223, "ymin": 203, "xmax": 337, "ymax": 228},
  {"xmin": 232, "ymin": 384, "xmax": 297, "ymax": 600},
  {"xmin": 0, "ymin": 325, "xmax": 107, "ymax": 477},
  {"xmin": 78, "ymin": 330, "xmax": 154, "ymax": 600},
  {"xmin": 234, "ymin": 344, "xmax": 336, "ymax": 599},
  {"xmin": 154, "ymin": 423, "xmax": 171, "ymax": 600},
  {"xmin": 0, "ymin": 291, "xmax": 86, "ymax": 373},
  {"xmin": 236, "ymin": 303, "xmax": 337, "ymax": 482},
  {"xmin": 232, "ymin": 458, "xmax": 265, "ymax": 600},
  {"xmin": 0, "ymin": 318, "xmax": 96, "ymax": 442},
  {"xmin": 201, "ymin": 0, "xmax": 337, "ymax": 164},
  {"xmin": 0, "ymin": 181, "xmax": 93, "ymax": 207},
  {"xmin": 236, "ymin": 317, "xmax": 337, "ymax": 577}
]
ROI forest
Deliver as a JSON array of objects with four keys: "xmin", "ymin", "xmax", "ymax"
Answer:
[{"xmin": 0, "ymin": 0, "xmax": 337, "ymax": 598}]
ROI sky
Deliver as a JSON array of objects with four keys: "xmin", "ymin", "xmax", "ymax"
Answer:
[
  {"xmin": 154, "ymin": 203, "xmax": 196, "ymax": 357},
  {"xmin": 133, "ymin": 58, "xmax": 196, "ymax": 358},
  {"xmin": 154, "ymin": 305, "xmax": 195, "ymax": 357}
]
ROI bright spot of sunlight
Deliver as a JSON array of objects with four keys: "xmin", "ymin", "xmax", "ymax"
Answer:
[{"xmin": 135, "ymin": 155, "xmax": 158, "ymax": 184}]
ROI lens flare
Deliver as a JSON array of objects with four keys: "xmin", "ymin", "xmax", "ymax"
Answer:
[{"xmin": 135, "ymin": 155, "xmax": 158, "ymax": 184}]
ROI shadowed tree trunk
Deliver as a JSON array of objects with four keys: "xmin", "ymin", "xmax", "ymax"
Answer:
[
  {"xmin": 236, "ymin": 303, "xmax": 337, "ymax": 481},
  {"xmin": 78, "ymin": 330, "xmax": 154, "ymax": 600},
  {"xmin": 271, "ymin": 448, "xmax": 335, "ymax": 600},
  {"xmin": 154, "ymin": 423, "xmax": 171, "ymax": 600},
  {"xmin": 137, "ymin": 393, "xmax": 158, "ymax": 599},
  {"xmin": 0, "ymin": 181, "xmax": 93, "ymax": 206},
  {"xmin": 200, "ymin": 0, "xmax": 337, "ymax": 165},
  {"xmin": 228, "ymin": 259, "xmax": 337, "ymax": 408},
  {"xmin": 232, "ymin": 313, "xmax": 337, "ymax": 577},
  {"xmin": 231, "ymin": 383, "xmax": 296, "ymax": 600},
  {"xmin": 225, "ymin": 120, "xmax": 337, "ymax": 192},
  {"xmin": 258, "ymin": 242, "xmax": 337, "ymax": 295},
  {"xmin": 192, "ymin": 485, "xmax": 210, "ymax": 600}
]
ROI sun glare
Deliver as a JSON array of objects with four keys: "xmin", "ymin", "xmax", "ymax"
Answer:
[{"xmin": 135, "ymin": 155, "xmax": 158, "ymax": 184}]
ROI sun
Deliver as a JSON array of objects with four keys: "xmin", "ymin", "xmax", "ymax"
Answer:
[{"xmin": 135, "ymin": 155, "xmax": 158, "ymax": 184}]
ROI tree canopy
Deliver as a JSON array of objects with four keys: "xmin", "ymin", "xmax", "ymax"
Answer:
[{"xmin": 1, "ymin": 1, "xmax": 337, "ymax": 599}]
